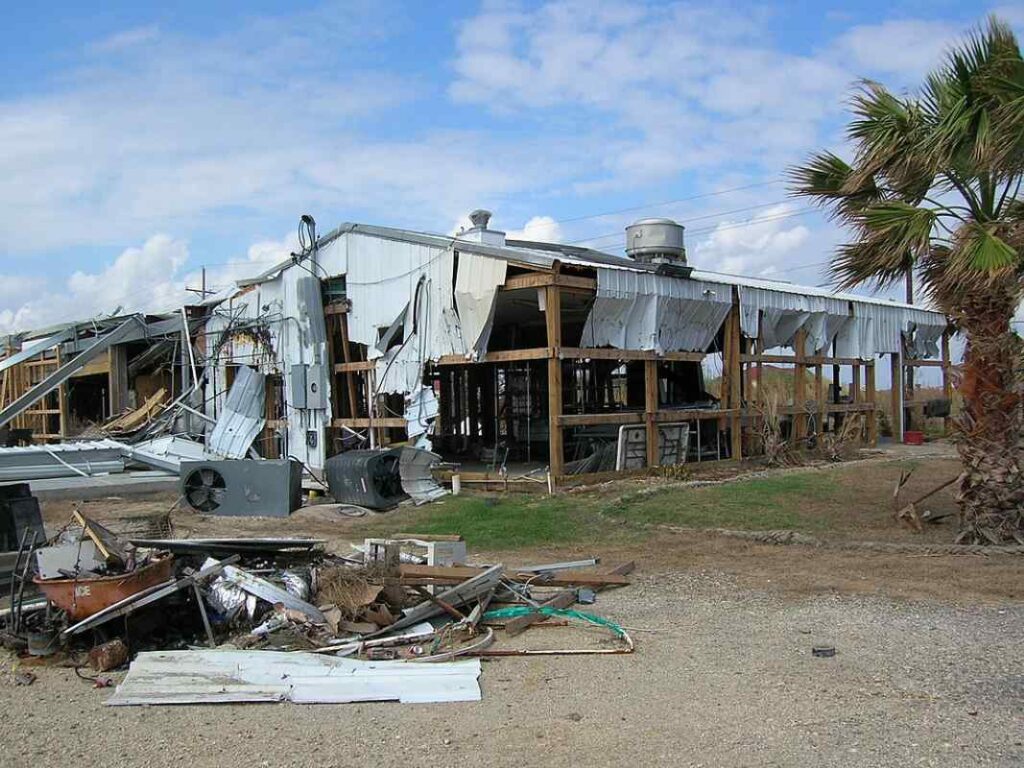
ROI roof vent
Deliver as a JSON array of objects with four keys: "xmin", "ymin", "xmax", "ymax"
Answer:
[
  {"xmin": 458, "ymin": 209, "xmax": 506, "ymax": 247},
  {"xmin": 468, "ymin": 209, "xmax": 492, "ymax": 229},
  {"xmin": 625, "ymin": 218, "xmax": 686, "ymax": 265}
]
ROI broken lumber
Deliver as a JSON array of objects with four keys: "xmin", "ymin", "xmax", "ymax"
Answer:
[
  {"xmin": 505, "ymin": 589, "xmax": 577, "ymax": 637},
  {"xmin": 397, "ymin": 564, "xmax": 630, "ymax": 588}
]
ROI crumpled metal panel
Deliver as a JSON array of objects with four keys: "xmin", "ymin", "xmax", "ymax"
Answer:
[
  {"xmin": 0, "ymin": 327, "xmax": 76, "ymax": 374},
  {"xmin": 454, "ymin": 252, "xmax": 507, "ymax": 358},
  {"xmin": 399, "ymin": 446, "xmax": 447, "ymax": 505},
  {"xmin": 581, "ymin": 268, "xmax": 731, "ymax": 353},
  {"xmin": 404, "ymin": 386, "xmax": 439, "ymax": 438},
  {"xmin": 0, "ymin": 439, "xmax": 126, "ymax": 481},
  {"xmin": 106, "ymin": 650, "xmax": 482, "ymax": 706},
  {"xmin": 295, "ymin": 275, "xmax": 327, "ymax": 359},
  {"xmin": 207, "ymin": 366, "xmax": 265, "ymax": 459}
]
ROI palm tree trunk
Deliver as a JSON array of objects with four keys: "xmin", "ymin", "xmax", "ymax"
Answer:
[{"xmin": 954, "ymin": 296, "xmax": 1024, "ymax": 544}]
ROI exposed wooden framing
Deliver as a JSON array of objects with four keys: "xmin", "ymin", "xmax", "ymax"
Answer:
[
  {"xmin": 792, "ymin": 328, "xmax": 808, "ymax": 441},
  {"xmin": 941, "ymin": 329, "xmax": 953, "ymax": 434},
  {"xmin": 545, "ymin": 284, "xmax": 564, "ymax": 477},
  {"xmin": 814, "ymin": 361, "xmax": 825, "ymax": 436},
  {"xmin": 324, "ymin": 300, "xmax": 351, "ymax": 316},
  {"xmin": 438, "ymin": 347, "xmax": 552, "ymax": 365},
  {"xmin": 333, "ymin": 360, "xmax": 377, "ymax": 373},
  {"xmin": 557, "ymin": 408, "xmax": 741, "ymax": 427},
  {"xmin": 741, "ymin": 353, "xmax": 872, "ymax": 366},
  {"xmin": 332, "ymin": 417, "xmax": 406, "ymax": 429},
  {"xmin": 777, "ymin": 403, "xmax": 875, "ymax": 415},
  {"xmin": 726, "ymin": 297, "xmax": 742, "ymax": 460},
  {"xmin": 890, "ymin": 352, "xmax": 904, "ymax": 442},
  {"xmin": 339, "ymin": 315, "xmax": 359, "ymax": 420},
  {"xmin": 502, "ymin": 272, "xmax": 596, "ymax": 292},
  {"xmin": 107, "ymin": 345, "xmax": 129, "ymax": 416},
  {"xmin": 644, "ymin": 359, "xmax": 659, "ymax": 468},
  {"xmin": 56, "ymin": 348, "xmax": 69, "ymax": 439},
  {"xmin": 559, "ymin": 347, "xmax": 705, "ymax": 362},
  {"xmin": 865, "ymin": 359, "xmax": 878, "ymax": 445},
  {"xmin": 903, "ymin": 359, "xmax": 947, "ymax": 368}
]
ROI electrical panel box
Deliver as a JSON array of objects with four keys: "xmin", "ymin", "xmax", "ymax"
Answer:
[
  {"xmin": 306, "ymin": 364, "xmax": 325, "ymax": 409},
  {"xmin": 290, "ymin": 364, "xmax": 308, "ymax": 410},
  {"xmin": 289, "ymin": 363, "xmax": 325, "ymax": 410}
]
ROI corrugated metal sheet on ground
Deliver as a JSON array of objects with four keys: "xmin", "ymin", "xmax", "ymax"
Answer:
[
  {"xmin": 0, "ymin": 439, "xmax": 127, "ymax": 481},
  {"xmin": 106, "ymin": 650, "xmax": 482, "ymax": 705},
  {"xmin": 207, "ymin": 367, "xmax": 265, "ymax": 459}
]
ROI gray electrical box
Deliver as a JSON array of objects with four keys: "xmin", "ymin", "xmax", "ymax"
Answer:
[
  {"xmin": 307, "ymin": 364, "xmax": 325, "ymax": 409},
  {"xmin": 290, "ymin": 363, "xmax": 325, "ymax": 410},
  {"xmin": 290, "ymin": 364, "xmax": 308, "ymax": 409}
]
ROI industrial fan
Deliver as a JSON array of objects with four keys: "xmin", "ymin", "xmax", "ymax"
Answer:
[{"xmin": 178, "ymin": 459, "xmax": 303, "ymax": 517}]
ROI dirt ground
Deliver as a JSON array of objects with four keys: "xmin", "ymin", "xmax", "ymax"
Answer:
[{"xmin": 3, "ymin": 449, "xmax": 1022, "ymax": 766}]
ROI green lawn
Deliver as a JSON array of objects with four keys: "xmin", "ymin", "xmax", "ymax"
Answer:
[{"xmin": 346, "ymin": 471, "xmax": 844, "ymax": 549}]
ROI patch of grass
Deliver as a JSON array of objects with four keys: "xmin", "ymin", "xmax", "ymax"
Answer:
[
  {"xmin": 347, "ymin": 495, "xmax": 597, "ymax": 550},
  {"xmin": 609, "ymin": 474, "xmax": 841, "ymax": 531}
]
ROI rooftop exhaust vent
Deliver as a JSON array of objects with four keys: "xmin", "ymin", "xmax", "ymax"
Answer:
[
  {"xmin": 458, "ymin": 208, "xmax": 506, "ymax": 247},
  {"xmin": 626, "ymin": 218, "xmax": 686, "ymax": 266}
]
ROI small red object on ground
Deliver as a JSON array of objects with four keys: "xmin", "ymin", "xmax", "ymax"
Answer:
[{"xmin": 903, "ymin": 430, "xmax": 925, "ymax": 445}]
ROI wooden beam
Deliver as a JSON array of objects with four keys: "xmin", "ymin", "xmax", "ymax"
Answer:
[
  {"xmin": 644, "ymin": 359, "xmax": 659, "ymax": 468},
  {"xmin": 546, "ymin": 285, "xmax": 564, "ymax": 478},
  {"xmin": 890, "ymin": 352, "xmax": 903, "ymax": 442},
  {"xmin": 722, "ymin": 298, "xmax": 743, "ymax": 460},
  {"xmin": 865, "ymin": 359, "xmax": 878, "ymax": 445},
  {"xmin": 502, "ymin": 272, "xmax": 596, "ymax": 292},
  {"xmin": 334, "ymin": 360, "xmax": 376, "ymax": 373},
  {"xmin": 558, "ymin": 408, "xmax": 740, "ymax": 427},
  {"xmin": 331, "ymin": 417, "xmax": 406, "ymax": 428},
  {"xmin": 941, "ymin": 329, "xmax": 953, "ymax": 435},
  {"xmin": 559, "ymin": 347, "xmax": 705, "ymax": 362},
  {"xmin": 339, "ymin": 315, "xmax": 360, "ymax": 419},
  {"xmin": 792, "ymin": 328, "xmax": 808, "ymax": 441},
  {"xmin": 741, "ymin": 353, "xmax": 872, "ymax": 366},
  {"xmin": 437, "ymin": 347, "xmax": 552, "ymax": 365},
  {"xmin": 324, "ymin": 300, "xmax": 351, "ymax": 316}
]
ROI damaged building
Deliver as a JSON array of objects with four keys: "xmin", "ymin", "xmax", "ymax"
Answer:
[{"xmin": 0, "ymin": 211, "xmax": 952, "ymax": 494}]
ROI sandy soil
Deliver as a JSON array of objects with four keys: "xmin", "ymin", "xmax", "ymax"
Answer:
[
  {"xmin": 5, "ymin": 448, "xmax": 1021, "ymax": 766},
  {"xmin": 2, "ymin": 570, "xmax": 1022, "ymax": 768}
]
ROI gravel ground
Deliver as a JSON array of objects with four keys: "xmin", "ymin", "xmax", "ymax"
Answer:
[{"xmin": 2, "ymin": 570, "xmax": 1022, "ymax": 768}]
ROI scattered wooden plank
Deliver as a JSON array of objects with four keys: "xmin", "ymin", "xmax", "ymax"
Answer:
[
  {"xmin": 504, "ymin": 589, "xmax": 577, "ymax": 637},
  {"xmin": 397, "ymin": 564, "xmax": 630, "ymax": 587}
]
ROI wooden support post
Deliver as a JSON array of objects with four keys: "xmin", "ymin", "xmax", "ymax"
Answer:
[
  {"xmin": 545, "ymin": 285, "xmax": 564, "ymax": 477},
  {"xmin": 890, "ymin": 352, "xmax": 903, "ymax": 443},
  {"xmin": 722, "ymin": 297, "xmax": 743, "ymax": 460},
  {"xmin": 814, "ymin": 362, "xmax": 825, "ymax": 438},
  {"xmin": 941, "ymin": 329, "xmax": 953, "ymax": 435},
  {"xmin": 865, "ymin": 359, "xmax": 877, "ymax": 445},
  {"xmin": 793, "ymin": 328, "xmax": 808, "ymax": 441},
  {"xmin": 108, "ymin": 345, "xmax": 128, "ymax": 416},
  {"xmin": 644, "ymin": 359, "xmax": 659, "ymax": 467},
  {"xmin": 339, "ymin": 315, "xmax": 359, "ymax": 419},
  {"xmin": 56, "ymin": 348, "xmax": 69, "ymax": 440}
]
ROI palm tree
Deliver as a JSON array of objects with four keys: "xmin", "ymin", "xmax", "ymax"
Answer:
[{"xmin": 790, "ymin": 16, "xmax": 1024, "ymax": 544}]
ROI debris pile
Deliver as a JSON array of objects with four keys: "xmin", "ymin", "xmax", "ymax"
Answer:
[{"xmin": 3, "ymin": 524, "xmax": 634, "ymax": 706}]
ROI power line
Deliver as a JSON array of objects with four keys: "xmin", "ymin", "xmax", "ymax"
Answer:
[
  {"xmin": 554, "ymin": 179, "xmax": 783, "ymax": 224},
  {"xmin": 567, "ymin": 199, "xmax": 798, "ymax": 244}
]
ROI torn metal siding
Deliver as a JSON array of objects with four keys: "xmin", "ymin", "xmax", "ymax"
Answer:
[
  {"xmin": 107, "ymin": 650, "xmax": 482, "ymax": 706},
  {"xmin": 581, "ymin": 269, "xmax": 731, "ymax": 353},
  {"xmin": 207, "ymin": 366, "xmax": 266, "ymax": 459},
  {"xmin": 454, "ymin": 253, "xmax": 508, "ymax": 358}
]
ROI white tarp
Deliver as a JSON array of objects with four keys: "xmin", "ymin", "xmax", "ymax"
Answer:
[
  {"xmin": 581, "ymin": 268, "xmax": 732, "ymax": 353},
  {"xmin": 454, "ymin": 253, "xmax": 507, "ymax": 358}
]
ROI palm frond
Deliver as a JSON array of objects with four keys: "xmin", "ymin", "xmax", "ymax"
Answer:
[
  {"xmin": 954, "ymin": 221, "xmax": 1018, "ymax": 271},
  {"xmin": 829, "ymin": 238, "xmax": 912, "ymax": 291},
  {"xmin": 855, "ymin": 201, "xmax": 937, "ymax": 255},
  {"xmin": 787, "ymin": 152, "xmax": 881, "ymax": 220}
]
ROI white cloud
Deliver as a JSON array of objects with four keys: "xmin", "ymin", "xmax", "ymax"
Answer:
[
  {"xmin": 0, "ymin": 232, "xmax": 298, "ymax": 334},
  {"xmin": 691, "ymin": 204, "xmax": 816, "ymax": 277},
  {"xmin": 837, "ymin": 20, "xmax": 959, "ymax": 82},
  {"xmin": 89, "ymin": 25, "xmax": 160, "ymax": 53},
  {"xmin": 507, "ymin": 215, "xmax": 563, "ymax": 242}
]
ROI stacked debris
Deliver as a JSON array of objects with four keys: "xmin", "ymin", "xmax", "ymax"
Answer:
[{"xmin": 2, "ymin": 526, "xmax": 634, "ymax": 706}]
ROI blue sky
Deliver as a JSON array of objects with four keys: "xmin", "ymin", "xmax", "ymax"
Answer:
[{"xmin": 1, "ymin": 0, "xmax": 1021, "ymax": 339}]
